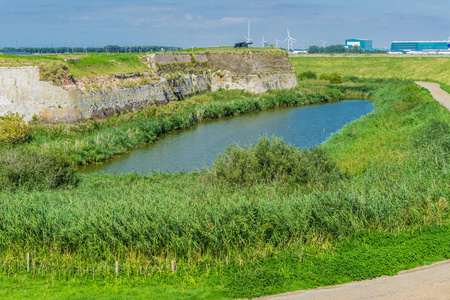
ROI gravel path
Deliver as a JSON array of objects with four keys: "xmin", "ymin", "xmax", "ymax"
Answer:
[
  {"xmin": 261, "ymin": 260, "xmax": 450, "ymax": 300},
  {"xmin": 415, "ymin": 81, "xmax": 450, "ymax": 111},
  {"xmin": 259, "ymin": 82, "xmax": 450, "ymax": 300}
]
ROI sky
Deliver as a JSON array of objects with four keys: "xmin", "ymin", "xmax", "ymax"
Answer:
[{"xmin": 0, "ymin": 0, "xmax": 449, "ymax": 49}]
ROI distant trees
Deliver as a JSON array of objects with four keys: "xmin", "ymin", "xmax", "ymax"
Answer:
[
  {"xmin": 307, "ymin": 44, "xmax": 386, "ymax": 54},
  {"xmin": 0, "ymin": 45, "xmax": 183, "ymax": 54}
]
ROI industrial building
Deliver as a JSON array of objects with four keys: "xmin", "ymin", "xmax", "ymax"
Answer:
[
  {"xmin": 345, "ymin": 39, "xmax": 373, "ymax": 51},
  {"xmin": 391, "ymin": 40, "xmax": 450, "ymax": 52}
]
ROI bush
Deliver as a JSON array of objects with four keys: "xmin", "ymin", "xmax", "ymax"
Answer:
[
  {"xmin": 319, "ymin": 73, "xmax": 331, "ymax": 80},
  {"xmin": 0, "ymin": 147, "xmax": 79, "ymax": 190},
  {"xmin": 329, "ymin": 73, "xmax": 343, "ymax": 84},
  {"xmin": 209, "ymin": 136, "xmax": 342, "ymax": 186},
  {"xmin": 298, "ymin": 70, "xmax": 317, "ymax": 80},
  {"xmin": 0, "ymin": 112, "xmax": 29, "ymax": 145}
]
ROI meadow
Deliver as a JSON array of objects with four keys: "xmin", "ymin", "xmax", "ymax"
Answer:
[
  {"xmin": 291, "ymin": 56, "xmax": 450, "ymax": 89},
  {"xmin": 0, "ymin": 56, "xmax": 449, "ymax": 299}
]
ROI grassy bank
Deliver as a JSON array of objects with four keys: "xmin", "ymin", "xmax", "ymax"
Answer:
[
  {"xmin": 0, "ymin": 53, "xmax": 152, "ymax": 78},
  {"xmin": 0, "ymin": 77, "xmax": 449, "ymax": 298}
]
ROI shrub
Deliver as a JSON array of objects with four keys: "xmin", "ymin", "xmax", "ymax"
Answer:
[
  {"xmin": 0, "ymin": 147, "xmax": 78, "ymax": 190},
  {"xmin": 0, "ymin": 112, "xmax": 29, "ymax": 145},
  {"xmin": 319, "ymin": 73, "xmax": 331, "ymax": 80},
  {"xmin": 298, "ymin": 70, "xmax": 317, "ymax": 80},
  {"xmin": 209, "ymin": 136, "xmax": 342, "ymax": 186},
  {"xmin": 329, "ymin": 73, "xmax": 343, "ymax": 84}
]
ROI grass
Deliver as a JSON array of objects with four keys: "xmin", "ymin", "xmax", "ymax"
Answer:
[
  {"xmin": 0, "ymin": 53, "xmax": 151, "ymax": 78},
  {"xmin": 0, "ymin": 77, "xmax": 449, "ymax": 298},
  {"xmin": 291, "ymin": 56, "xmax": 450, "ymax": 85},
  {"xmin": 1, "ymin": 53, "xmax": 450, "ymax": 298}
]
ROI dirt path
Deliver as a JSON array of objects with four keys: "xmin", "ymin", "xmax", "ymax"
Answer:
[
  {"xmin": 416, "ymin": 81, "xmax": 450, "ymax": 111},
  {"xmin": 261, "ymin": 260, "xmax": 450, "ymax": 300}
]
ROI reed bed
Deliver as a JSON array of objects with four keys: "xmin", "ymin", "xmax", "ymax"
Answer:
[{"xmin": 0, "ymin": 78, "xmax": 449, "ymax": 298}]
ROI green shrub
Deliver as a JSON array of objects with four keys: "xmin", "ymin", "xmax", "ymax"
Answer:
[
  {"xmin": 0, "ymin": 112, "xmax": 29, "ymax": 145},
  {"xmin": 298, "ymin": 70, "xmax": 317, "ymax": 80},
  {"xmin": 0, "ymin": 147, "xmax": 79, "ymax": 190},
  {"xmin": 319, "ymin": 73, "xmax": 331, "ymax": 80},
  {"xmin": 329, "ymin": 73, "xmax": 343, "ymax": 84},
  {"xmin": 209, "ymin": 136, "xmax": 342, "ymax": 186}
]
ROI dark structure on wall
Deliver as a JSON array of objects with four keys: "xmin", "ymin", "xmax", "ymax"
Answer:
[{"xmin": 234, "ymin": 42, "xmax": 253, "ymax": 48}]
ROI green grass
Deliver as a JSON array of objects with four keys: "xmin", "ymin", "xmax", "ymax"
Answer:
[
  {"xmin": 0, "ymin": 53, "xmax": 151, "ymax": 78},
  {"xmin": 291, "ymin": 56, "xmax": 450, "ymax": 85},
  {"xmin": 2, "ymin": 226, "xmax": 450, "ymax": 299},
  {"xmin": 0, "ymin": 77, "xmax": 449, "ymax": 298}
]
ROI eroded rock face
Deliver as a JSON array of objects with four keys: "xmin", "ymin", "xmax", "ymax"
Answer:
[{"xmin": 0, "ymin": 51, "xmax": 297, "ymax": 123}]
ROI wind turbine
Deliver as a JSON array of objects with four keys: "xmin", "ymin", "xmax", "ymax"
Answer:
[
  {"xmin": 321, "ymin": 40, "xmax": 327, "ymax": 47},
  {"xmin": 274, "ymin": 38, "xmax": 281, "ymax": 48},
  {"xmin": 304, "ymin": 40, "xmax": 310, "ymax": 48},
  {"xmin": 283, "ymin": 29, "xmax": 297, "ymax": 53},
  {"xmin": 245, "ymin": 20, "xmax": 252, "ymax": 43},
  {"xmin": 260, "ymin": 36, "xmax": 267, "ymax": 47}
]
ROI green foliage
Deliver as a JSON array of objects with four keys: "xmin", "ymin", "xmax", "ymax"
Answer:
[
  {"xmin": 209, "ymin": 137, "xmax": 341, "ymax": 186},
  {"xmin": 297, "ymin": 70, "xmax": 317, "ymax": 80},
  {"xmin": 0, "ymin": 147, "xmax": 78, "ymax": 190},
  {"xmin": 319, "ymin": 73, "xmax": 331, "ymax": 80},
  {"xmin": 329, "ymin": 73, "xmax": 343, "ymax": 84},
  {"xmin": 0, "ymin": 113, "xmax": 29, "ymax": 145}
]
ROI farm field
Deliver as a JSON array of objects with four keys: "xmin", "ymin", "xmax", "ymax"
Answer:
[{"xmin": 0, "ymin": 56, "xmax": 449, "ymax": 299}]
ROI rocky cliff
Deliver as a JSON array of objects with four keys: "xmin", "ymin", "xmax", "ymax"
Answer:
[{"xmin": 0, "ymin": 49, "xmax": 297, "ymax": 122}]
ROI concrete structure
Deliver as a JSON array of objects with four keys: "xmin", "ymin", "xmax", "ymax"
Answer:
[
  {"xmin": 391, "ymin": 40, "xmax": 450, "ymax": 52},
  {"xmin": 345, "ymin": 39, "xmax": 373, "ymax": 51}
]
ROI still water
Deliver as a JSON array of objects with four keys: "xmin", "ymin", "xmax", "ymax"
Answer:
[{"xmin": 79, "ymin": 100, "xmax": 374, "ymax": 174}]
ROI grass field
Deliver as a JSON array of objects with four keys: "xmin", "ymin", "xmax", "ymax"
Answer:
[
  {"xmin": 0, "ymin": 53, "xmax": 151, "ymax": 78},
  {"xmin": 291, "ymin": 56, "xmax": 450, "ymax": 87}
]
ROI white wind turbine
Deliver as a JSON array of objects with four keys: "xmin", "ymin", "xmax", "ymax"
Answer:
[
  {"xmin": 321, "ymin": 40, "xmax": 327, "ymax": 47},
  {"xmin": 274, "ymin": 38, "xmax": 281, "ymax": 48},
  {"xmin": 283, "ymin": 29, "xmax": 297, "ymax": 53},
  {"xmin": 260, "ymin": 36, "xmax": 267, "ymax": 47},
  {"xmin": 245, "ymin": 20, "xmax": 252, "ymax": 43}
]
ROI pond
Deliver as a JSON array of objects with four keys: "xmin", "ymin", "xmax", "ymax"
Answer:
[{"xmin": 79, "ymin": 100, "xmax": 374, "ymax": 174}]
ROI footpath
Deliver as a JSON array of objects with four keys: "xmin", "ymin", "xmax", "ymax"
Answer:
[
  {"xmin": 262, "ymin": 82, "xmax": 450, "ymax": 300},
  {"xmin": 416, "ymin": 81, "xmax": 450, "ymax": 111},
  {"xmin": 261, "ymin": 260, "xmax": 450, "ymax": 300}
]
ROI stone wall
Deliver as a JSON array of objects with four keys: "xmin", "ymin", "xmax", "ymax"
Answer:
[
  {"xmin": 211, "ymin": 71, "xmax": 297, "ymax": 94},
  {"xmin": 0, "ymin": 50, "xmax": 297, "ymax": 123}
]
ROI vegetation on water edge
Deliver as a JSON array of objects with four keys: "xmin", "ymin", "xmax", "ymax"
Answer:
[
  {"xmin": 0, "ymin": 76, "xmax": 449, "ymax": 298},
  {"xmin": 0, "ymin": 86, "xmax": 345, "ymax": 190}
]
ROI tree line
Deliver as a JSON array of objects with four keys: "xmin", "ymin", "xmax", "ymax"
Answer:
[{"xmin": 0, "ymin": 45, "xmax": 183, "ymax": 54}]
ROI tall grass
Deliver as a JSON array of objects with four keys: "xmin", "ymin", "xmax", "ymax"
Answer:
[
  {"xmin": 0, "ymin": 78, "xmax": 448, "ymax": 298},
  {"xmin": 0, "ymin": 80, "xmax": 448, "ymax": 262}
]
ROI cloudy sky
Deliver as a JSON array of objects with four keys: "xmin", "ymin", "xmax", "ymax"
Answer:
[{"xmin": 1, "ymin": 0, "xmax": 449, "ymax": 49}]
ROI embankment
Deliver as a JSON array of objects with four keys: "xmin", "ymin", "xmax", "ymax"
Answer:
[{"xmin": 0, "ymin": 49, "xmax": 297, "ymax": 122}]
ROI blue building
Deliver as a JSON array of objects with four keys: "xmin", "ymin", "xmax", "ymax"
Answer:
[
  {"xmin": 391, "ymin": 41, "xmax": 449, "ymax": 52},
  {"xmin": 345, "ymin": 39, "xmax": 373, "ymax": 51}
]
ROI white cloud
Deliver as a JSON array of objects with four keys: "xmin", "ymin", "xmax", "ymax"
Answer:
[
  {"xmin": 184, "ymin": 14, "xmax": 193, "ymax": 21},
  {"xmin": 220, "ymin": 17, "xmax": 247, "ymax": 24}
]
